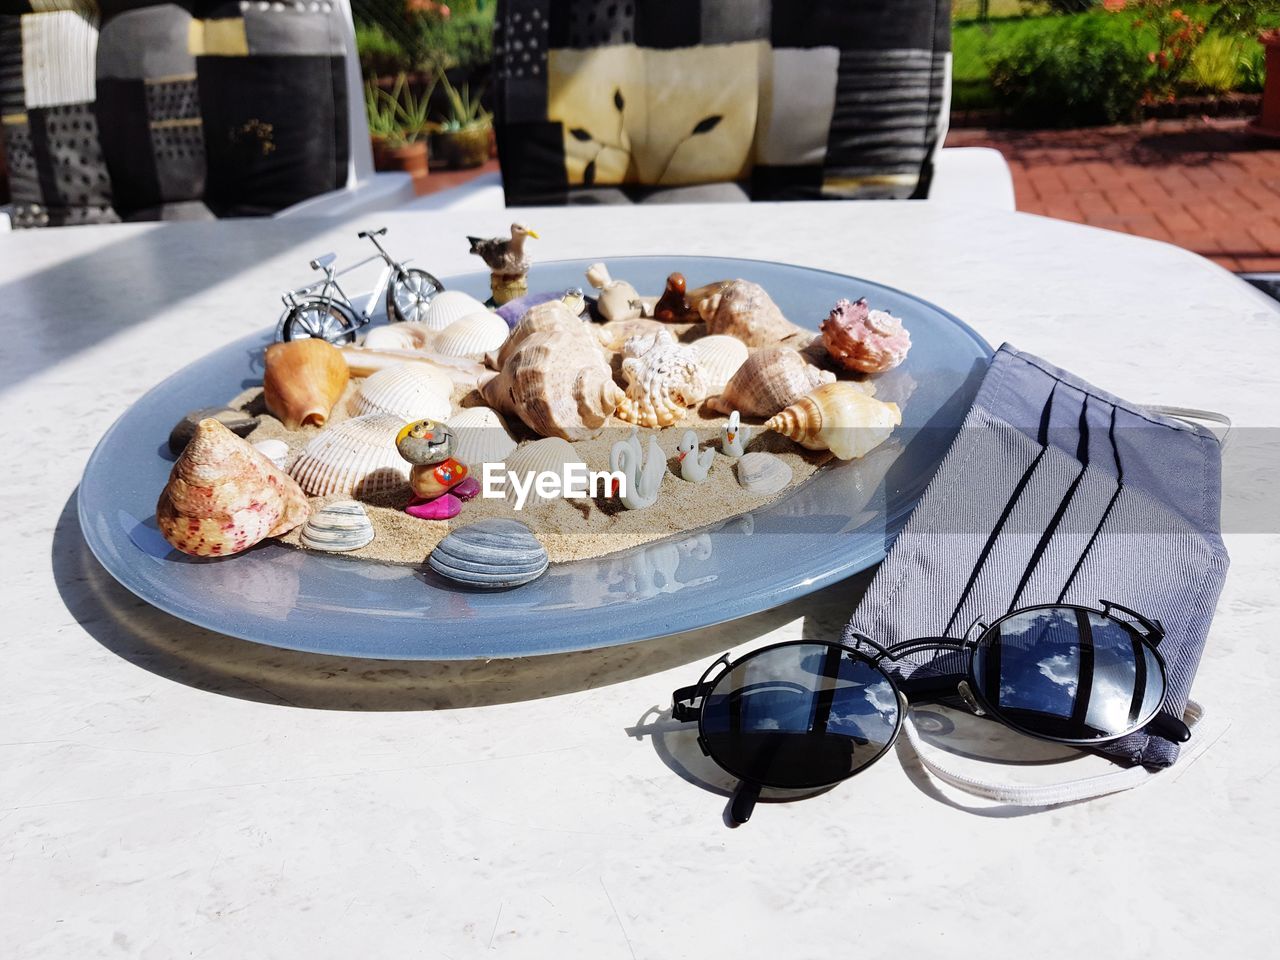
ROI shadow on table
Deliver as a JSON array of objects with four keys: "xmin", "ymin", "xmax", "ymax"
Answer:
[{"xmin": 53, "ymin": 490, "xmax": 867, "ymax": 711}]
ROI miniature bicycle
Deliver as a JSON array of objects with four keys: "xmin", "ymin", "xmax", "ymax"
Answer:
[{"xmin": 275, "ymin": 227, "xmax": 444, "ymax": 343}]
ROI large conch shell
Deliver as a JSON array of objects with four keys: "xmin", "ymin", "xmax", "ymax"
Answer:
[
  {"xmin": 820, "ymin": 297, "xmax": 911, "ymax": 373},
  {"xmin": 706, "ymin": 346, "xmax": 836, "ymax": 419},
  {"xmin": 764, "ymin": 382, "xmax": 901, "ymax": 460},
  {"xmin": 262, "ymin": 338, "xmax": 349, "ymax": 430},
  {"xmin": 615, "ymin": 330, "xmax": 707, "ymax": 428},
  {"xmin": 697, "ymin": 280, "xmax": 807, "ymax": 347},
  {"xmin": 156, "ymin": 419, "xmax": 310, "ymax": 557},
  {"xmin": 480, "ymin": 320, "xmax": 624, "ymax": 440}
]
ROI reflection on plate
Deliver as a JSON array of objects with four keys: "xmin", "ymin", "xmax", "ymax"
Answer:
[{"xmin": 78, "ymin": 257, "xmax": 991, "ymax": 660}]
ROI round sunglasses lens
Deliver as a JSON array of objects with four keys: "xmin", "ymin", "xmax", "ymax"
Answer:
[
  {"xmin": 699, "ymin": 643, "xmax": 901, "ymax": 789},
  {"xmin": 970, "ymin": 607, "xmax": 1165, "ymax": 742}
]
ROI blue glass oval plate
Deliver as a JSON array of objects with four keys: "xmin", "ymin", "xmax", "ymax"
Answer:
[{"xmin": 78, "ymin": 256, "xmax": 991, "ymax": 659}]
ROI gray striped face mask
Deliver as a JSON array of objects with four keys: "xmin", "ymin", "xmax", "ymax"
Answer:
[{"xmin": 842, "ymin": 343, "xmax": 1229, "ymax": 802}]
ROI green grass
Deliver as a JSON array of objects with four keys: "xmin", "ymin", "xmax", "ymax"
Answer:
[{"xmin": 952, "ymin": 5, "xmax": 1274, "ymax": 111}]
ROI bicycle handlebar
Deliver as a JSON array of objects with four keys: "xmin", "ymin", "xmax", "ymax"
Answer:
[{"xmin": 357, "ymin": 227, "xmax": 388, "ymax": 239}]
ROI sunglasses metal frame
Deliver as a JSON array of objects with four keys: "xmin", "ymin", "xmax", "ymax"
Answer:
[{"xmin": 670, "ymin": 600, "xmax": 1182, "ymax": 823}]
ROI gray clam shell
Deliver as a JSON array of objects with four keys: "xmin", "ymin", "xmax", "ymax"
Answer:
[
  {"xmin": 428, "ymin": 519, "xmax": 549, "ymax": 589},
  {"xmin": 300, "ymin": 500, "xmax": 376, "ymax": 552}
]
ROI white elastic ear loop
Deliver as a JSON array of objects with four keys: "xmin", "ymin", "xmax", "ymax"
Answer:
[
  {"xmin": 1142, "ymin": 405, "xmax": 1233, "ymax": 450},
  {"xmin": 899, "ymin": 696, "xmax": 1221, "ymax": 807}
]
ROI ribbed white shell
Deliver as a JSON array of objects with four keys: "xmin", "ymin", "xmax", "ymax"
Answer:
[
  {"xmin": 289, "ymin": 413, "xmax": 410, "ymax": 498},
  {"xmin": 692, "ymin": 335, "xmax": 750, "ymax": 395},
  {"xmin": 447, "ymin": 406, "xmax": 519, "ymax": 465},
  {"xmin": 425, "ymin": 290, "xmax": 489, "ymax": 331},
  {"xmin": 362, "ymin": 322, "xmax": 433, "ymax": 351},
  {"xmin": 502, "ymin": 437, "xmax": 584, "ymax": 506},
  {"xmin": 350, "ymin": 363, "xmax": 452, "ymax": 422},
  {"xmin": 434, "ymin": 311, "xmax": 509, "ymax": 358}
]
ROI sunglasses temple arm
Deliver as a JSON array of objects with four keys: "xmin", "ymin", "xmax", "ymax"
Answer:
[
  {"xmin": 671, "ymin": 682, "xmax": 709, "ymax": 722},
  {"xmin": 1144, "ymin": 711, "xmax": 1192, "ymax": 743},
  {"xmin": 730, "ymin": 780, "xmax": 761, "ymax": 825}
]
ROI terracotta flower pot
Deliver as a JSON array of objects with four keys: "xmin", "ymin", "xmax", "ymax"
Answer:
[
  {"xmin": 371, "ymin": 138, "xmax": 430, "ymax": 194},
  {"xmin": 1258, "ymin": 30, "xmax": 1280, "ymax": 135},
  {"xmin": 436, "ymin": 123, "xmax": 492, "ymax": 169}
]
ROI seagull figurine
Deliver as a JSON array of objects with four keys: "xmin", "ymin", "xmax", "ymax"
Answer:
[{"xmin": 467, "ymin": 222, "xmax": 539, "ymax": 276}]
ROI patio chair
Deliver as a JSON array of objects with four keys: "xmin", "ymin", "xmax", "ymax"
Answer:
[
  {"xmin": 0, "ymin": 0, "xmax": 410, "ymax": 230},
  {"xmin": 472, "ymin": 0, "xmax": 1013, "ymax": 209}
]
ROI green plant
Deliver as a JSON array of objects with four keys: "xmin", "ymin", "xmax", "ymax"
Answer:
[
  {"xmin": 1188, "ymin": 32, "xmax": 1247, "ymax": 88},
  {"xmin": 436, "ymin": 70, "xmax": 492, "ymax": 131},
  {"xmin": 413, "ymin": 6, "xmax": 495, "ymax": 73},
  {"xmin": 355, "ymin": 21, "xmax": 412, "ymax": 77},
  {"xmin": 1207, "ymin": 0, "xmax": 1280, "ymax": 36},
  {"xmin": 990, "ymin": 16, "xmax": 1149, "ymax": 124},
  {"xmin": 1129, "ymin": 1, "xmax": 1208, "ymax": 97},
  {"xmin": 366, "ymin": 74, "xmax": 438, "ymax": 147},
  {"xmin": 1238, "ymin": 41, "xmax": 1267, "ymax": 91}
]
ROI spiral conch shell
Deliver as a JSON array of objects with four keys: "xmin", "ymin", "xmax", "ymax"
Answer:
[
  {"xmin": 480, "ymin": 320, "xmax": 624, "ymax": 441},
  {"xmin": 263, "ymin": 338, "xmax": 350, "ymax": 430},
  {"xmin": 156, "ymin": 419, "xmax": 310, "ymax": 557},
  {"xmin": 697, "ymin": 280, "xmax": 807, "ymax": 347},
  {"xmin": 764, "ymin": 382, "xmax": 901, "ymax": 461},
  {"xmin": 615, "ymin": 330, "xmax": 707, "ymax": 428},
  {"xmin": 820, "ymin": 298, "xmax": 911, "ymax": 373},
  {"xmin": 706, "ymin": 346, "xmax": 836, "ymax": 419}
]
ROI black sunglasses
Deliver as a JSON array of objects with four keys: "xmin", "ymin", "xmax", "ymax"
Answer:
[{"xmin": 671, "ymin": 601, "xmax": 1190, "ymax": 824}]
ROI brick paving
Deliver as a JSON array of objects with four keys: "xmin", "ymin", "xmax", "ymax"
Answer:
[{"xmin": 947, "ymin": 119, "xmax": 1280, "ymax": 273}]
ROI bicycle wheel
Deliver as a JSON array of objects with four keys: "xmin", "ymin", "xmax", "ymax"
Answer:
[
  {"xmin": 277, "ymin": 299, "xmax": 360, "ymax": 344},
  {"xmin": 386, "ymin": 267, "xmax": 443, "ymax": 324}
]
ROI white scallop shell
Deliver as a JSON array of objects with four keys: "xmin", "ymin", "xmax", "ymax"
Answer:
[
  {"xmin": 425, "ymin": 290, "xmax": 490, "ymax": 331},
  {"xmin": 252, "ymin": 438, "xmax": 290, "ymax": 470},
  {"xmin": 447, "ymin": 406, "xmax": 519, "ymax": 466},
  {"xmin": 362, "ymin": 322, "xmax": 433, "ymax": 351},
  {"xmin": 300, "ymin": 499, "xmax": 375, "ymax": 552},
  {"xmin": 736, "ymin": 451, "xmax": 792, "ymax": 496},
  {"xmin": 501, "ymin": 437, "xmax": 584, "ymax": 507},
  {"xmin": 691, "ymin": 335, "xmax": 750, "ymax": 395},
  {"xmin": 289, "ymin": 413, "xmax": 410, "ymax": 498},
  {"xmin": 350, "ymin": 363, "xmax": 452, "ymax": 422},
  {"xmin": 434, "ymin": 311, "xmax": 509, "ymax": 358}
]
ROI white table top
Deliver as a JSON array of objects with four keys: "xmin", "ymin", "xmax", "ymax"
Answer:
[{"xmin": 3, "ymin": 202, "xmax": 1279, "ymax": 958}]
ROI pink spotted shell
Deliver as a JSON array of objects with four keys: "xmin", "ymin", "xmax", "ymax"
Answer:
[{"xmin": 820, "ymin": 298, "xmax": 911, "ymax": 374}]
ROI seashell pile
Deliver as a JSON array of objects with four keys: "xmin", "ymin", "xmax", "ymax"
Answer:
[
  {"xmin": 615, "ymin": 330, "xmax": 708, "ymax": 428},
  {"xmin": 289, "ymin": 413, "xmax": 411, "ymax": 498},
  {"xmin": 263, "ymin": 338, "xmax": 349, "ymax": 430},
  {"xmin": 501, "ymin": 437, "xmax": 584, "ymax": 507},
  {"xmin": 350, "ymin": 362, "xmax": 452, "ymax": 423},
  {"xmin": 764, "ymin": 381, "xmax": 901, "ymax": 461},
  {"xmin": 428, "ymin": 518, "xmax": 549, "ymax": 588},
  {"xmin": 481, "ymin": 319, "xmax": 623, "ymax": 441},
  {"xmin": 300, "ymin": 500, "xmax": 376, "ymax": 552},
  {"xmin": 820, "ymin": 298, "xmax": 911, "ymax": 373},
  {"xmin": 736, "ymin": 451, "xmax": 792, "ymax": 496},
  {"xmin": 697, "ymin": 279, "xmax": 806, "ymax": 347},
  {"xmin": 446, "ymin": 406, "xmax": 519, "ymax": 466},
  {"xmin": 425, "ymin": 289, "xmax": 489, "ymax": 331},
  {"xmin": 157, "ymin": 419, "xmax": 310, "ymax": 557},
  {"xmin": 433, "ymin": 311, "xmax": 509, "ymax": 359},
  {"xmin": 707, "ymin": 346, "xmax": 835, "ymax": 419},
  {"xmin": 690, "ymin": 335, "xmax": 749, "ymax": 396}
]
